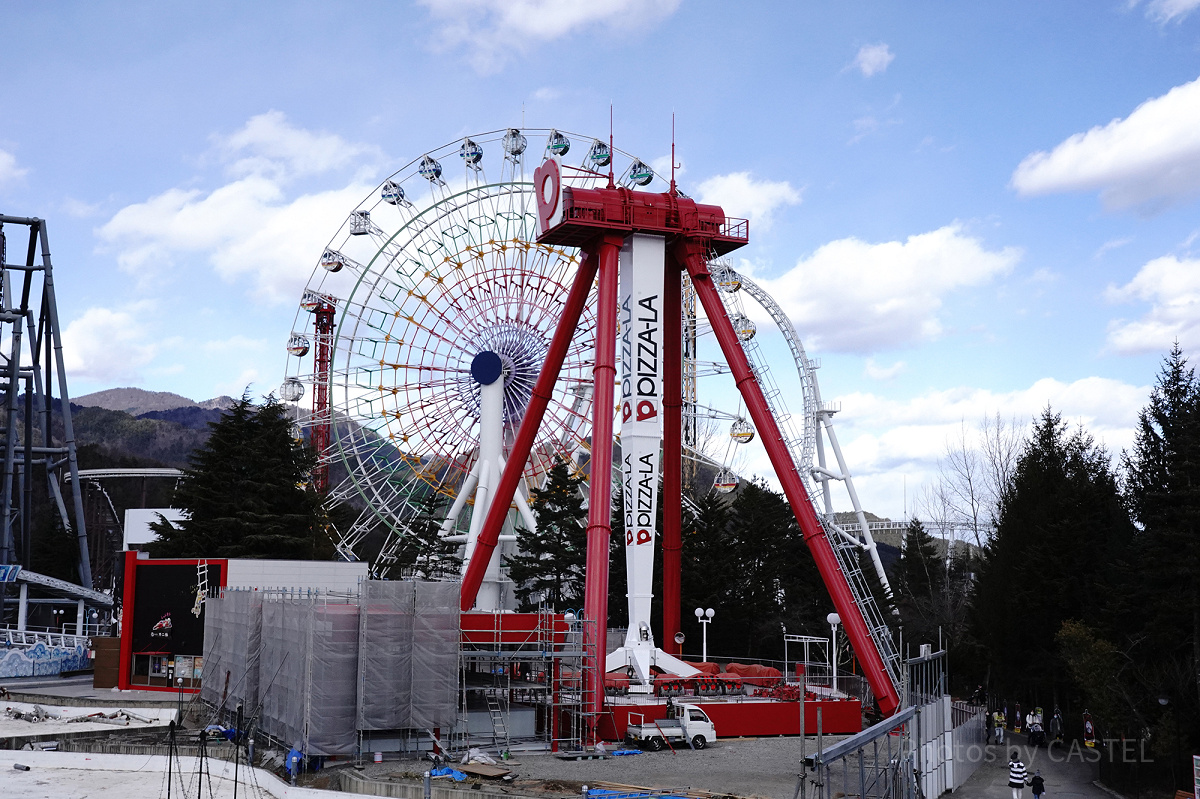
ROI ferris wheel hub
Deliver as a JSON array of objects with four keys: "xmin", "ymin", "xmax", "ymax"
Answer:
[{"xmin": 470, "ymin": 350, "xmax": 504, "ymax": 386}]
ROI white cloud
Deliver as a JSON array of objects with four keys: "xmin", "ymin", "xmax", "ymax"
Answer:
[
  {"xmin": 97, "ymin": 112, "xmax": 379, "ymax": 304},
  {"xmin": 531, "ymin": 87, "xmax": 561, "ymax": 102},
  {"xmin": 835, "ymin": 376, "xmax": 1146, "ymax": 513},
  {"xmin": 725, "ymin": 373, "xmax": 1146, "ymax": 518},
  {"xmin": 1105, "ymin": 255, "xmax": 1200, "ymax": 353},
  {"xmin": 62, "ymin": 197, "xmax": 104, "ymax": 218},
  {"xmin": 418, "ymin": 0, "xmax": 682, "ymax": 74},
  {"xmin": 695, "ymin": 172, "xmax": 801, "ymax": 231},
  {"xmin": 750, "ymin": 223, "xmax": 1020, "ymax": 352},
  {"xmin": 61, "ymin": 306, "xmax": 157, "ymax": 383},
  {"xmin": 0, "ymin": 148, "xmax": 29, "ymax": 186},
  {"xmin": 852, "ymin": 43, "xmax": 895, "ymax": 77},
  {"xmin": 651, "ymin": 153, "xmax": 684, "ymax": 182},
  {"xmin": 864, "ymin": 358, "xmax": 906, "ymax": 381},
  {"xmin": 216, "ymin": 110, "xmax": 381, "ymax": 180},
  {"xmin": 1012, "ymin": 75, "xmax": 1200, "ymax": 210},
  {"xmin": 214, "ymin": 367, "xmax": 263, "ymax": 400},
  {"xmin": 1133, "ymin": 0, "xmax": 1200, "ymax": 22},
  {"xmin": 1094, "ymin": 237, "xmax": 1133, "ymax": 258}
]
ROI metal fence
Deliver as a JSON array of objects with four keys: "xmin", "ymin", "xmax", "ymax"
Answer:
[
  {"xmin": 798, "ymin": 648, "xmax": 986, "ymax": 799},
  {"xmin": 949, "ymin": 702, "xmax": 987, "ymax": 791},
  {"xmin": 804, "ymin": 705, "xmax": 917, "ymax": 799}
]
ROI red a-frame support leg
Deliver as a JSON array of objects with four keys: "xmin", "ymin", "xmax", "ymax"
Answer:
[
  {"xmin": 675, "ymin": 241, "xmax": 901, "ymax": 716},
  {"xmin": 661, "ymin": 255, "xmax": 683, "ymax": 656}
]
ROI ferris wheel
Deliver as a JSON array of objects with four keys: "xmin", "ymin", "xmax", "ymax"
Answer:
[{"xmin": 281, "ymin": 127, "xmax": 890, "ymax": 603}]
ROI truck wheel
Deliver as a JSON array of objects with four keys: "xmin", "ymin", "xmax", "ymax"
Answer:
[
  {"xmin": 692, "ymin": 735, "xmax": 707, "ymax": 750},
  {"xmin": 649, "ymin": 736, "xmax": 664, "ymax": 752}
]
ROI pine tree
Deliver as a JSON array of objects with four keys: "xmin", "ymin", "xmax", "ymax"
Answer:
[
  {"xmin": 505, "ymin": 460, "xmax": 587, "ymax": 611},
  {"xmin": 148, "ymin": 395, "xmax": 323, "ymax": 559},
  {"xmin": 970, "ymin": 407, "xmax": 1134, "ymax": 699},
  {"xmin": 890, "ymin": 518, "xmax": 944, "ymax": 648},
  {"xmin": 395, "ymin": 491, "xmax": 461, "ymax": 579},
  {"xmin": 1121, "ymin": 344, "xmax": 1200, "ymax": 758}
]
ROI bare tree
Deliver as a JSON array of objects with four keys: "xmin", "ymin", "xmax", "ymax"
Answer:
[
  {"xmin": 979, "ymin": 412, "xmax": 1023, "ymax": 506},
  {"xmin": 917, "ymin": 413, "xmax": 1027, "ymax": 549}
]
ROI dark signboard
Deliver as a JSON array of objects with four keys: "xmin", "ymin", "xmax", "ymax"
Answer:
[{"xmin": 130, "ymin": 562, "xmax": 223, "ymax": 656}]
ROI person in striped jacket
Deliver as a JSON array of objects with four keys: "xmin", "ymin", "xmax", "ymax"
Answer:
[{"xmin": 1008, "ymin": 751, "xmax": 1030, "ymax": 799}]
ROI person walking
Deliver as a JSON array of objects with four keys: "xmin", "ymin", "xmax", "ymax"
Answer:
[
  {"xmin": 1008, "ymin": 751, "xmax": 1029, "ymax": 799},
  {"xmin": 1030, "ymin": 770, "xmax": 1045, "ymax": 799},
  {"xmin": 993, "ymin": 708, "xmax": 1006, "ymax": 745}
]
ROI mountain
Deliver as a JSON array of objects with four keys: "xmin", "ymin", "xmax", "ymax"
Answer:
[
  {"xmin": 74, "ymin": 387, "xmax": 235, "ymax": 416},
  {"xmin": 70, "ymin": 405, "xmax": 212, "ymax": 469}
]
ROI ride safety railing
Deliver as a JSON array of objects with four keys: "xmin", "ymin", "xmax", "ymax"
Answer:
[{"xmin": 2, "ymin": 627, "xmax": 91, "ymax": 650}]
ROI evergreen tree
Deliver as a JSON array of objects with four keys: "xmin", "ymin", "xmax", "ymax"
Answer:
[
  {"xmin": 608, "ymin": 493, "xmax": 629, "ymax": 627},
  {"xmin": 505, "ymin": 460, "xmax": 587, "ymax": 611},
  {"xmin": 148, "ymin": 395, "xmax": 323, "ymax": 559},
  {"xmin": 394, "ymin": 491, "xmax": 460, "ymax": 579},
  {"xmin": 692, "ymin": 480, "xmax": 828, "ymax": 660},
  {"xmin": 1123, "ymin": 344, "xmax": 1200, "ymax": 705},
  {"xmin": 970, "ymin": 407, "xmax": 1134, "ymax": 701},
  {"xmin": 1119, "ymin": 344, "xmax": 1200, "ymax": 769},
  {"xmin": 890, "ymin": 519, "xmax": 944, "ymax": 648},
  {"xmin": 679, "ymin": 489, "xmax": 733, "ymax": 629}
]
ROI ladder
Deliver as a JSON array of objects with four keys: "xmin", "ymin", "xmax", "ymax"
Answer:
[{"xmin": 486, "ymin": 690, "xmax": 511, "ymax": 753}]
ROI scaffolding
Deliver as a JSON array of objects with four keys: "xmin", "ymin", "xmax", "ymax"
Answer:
[
  {"xmin": 458, "ymin": 608, "xmax": 596, "ymax": 753},
  {"xmin": 201, "ymin": 584, "xmax": 593, "ymax": 759}
]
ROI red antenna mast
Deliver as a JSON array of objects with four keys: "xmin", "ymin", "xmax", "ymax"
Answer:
[{"xmin": 670, "ymin": 112, "xmax": 677, "ymax": 194}]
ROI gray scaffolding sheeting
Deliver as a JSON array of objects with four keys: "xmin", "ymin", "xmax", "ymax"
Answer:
[
  {"xmin": 357, "ymin": 580, "xmax": 459, "ymax": 731},
  {"xmin": 201, "ymin": 589, "xmax": 262, "ymax": 713},
  {"xmin": 259, "ymin": 592, "xmax": 360, "ymax": 756}
]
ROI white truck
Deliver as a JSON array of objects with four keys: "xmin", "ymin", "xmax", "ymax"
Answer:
[{"xmin": 624, "ymin": 703, "xmax": 717, "ymax": 751}]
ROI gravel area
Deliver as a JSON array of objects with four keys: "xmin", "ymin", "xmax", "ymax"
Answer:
[{"xmin": 360, "ymin": 737, "xmax": 848, "ymax": 799}]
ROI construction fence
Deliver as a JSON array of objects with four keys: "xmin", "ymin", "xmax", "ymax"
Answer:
[{"xmin": 202, "ymin": 580, "xmax": 459, "ymax": 757}]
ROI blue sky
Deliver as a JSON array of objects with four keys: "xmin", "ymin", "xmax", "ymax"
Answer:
[{"xmin": 3, "ymin": 0, "xmax": 1200, "ymax": 519}]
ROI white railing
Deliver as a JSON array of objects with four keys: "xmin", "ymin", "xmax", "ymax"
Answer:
[{"xmin": 2, "ymin": 627, "xmax": 90, "ymax": 650}]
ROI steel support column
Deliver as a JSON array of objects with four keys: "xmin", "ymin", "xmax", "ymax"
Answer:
[
  {"xmin": 661, "ymin": 254, "xmax": 683, "ymax": 656},
  {"xmin": 582, "ymin": 234, "xmax": 623, "ymax": 734}
]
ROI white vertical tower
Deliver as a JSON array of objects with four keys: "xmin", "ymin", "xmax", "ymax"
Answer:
[
  {"xmin": 440, "ymin": 351, "xmax": 539, "ymax": 611},
  {"xmin": 605, "ymin": 234, "xmax": 699, "ymax": 689}
]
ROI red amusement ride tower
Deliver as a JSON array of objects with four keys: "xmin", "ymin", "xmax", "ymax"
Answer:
[{"xmin": 460, "ymin": 150, "xmax": 903, "ymax": 733}]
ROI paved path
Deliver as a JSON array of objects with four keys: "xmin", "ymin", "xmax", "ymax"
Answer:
[
  {"xmin": 2, "ymin": 674, "xmax": 177, "ymax": 706},
  {"xmin": 952, "ymin": 734, "xmax": 1113, "ymax": 799}
]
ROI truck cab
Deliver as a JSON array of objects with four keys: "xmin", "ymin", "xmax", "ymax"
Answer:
[{"xmin": 677, "ymin": 703, "xmax": 717, "ymax": 748}]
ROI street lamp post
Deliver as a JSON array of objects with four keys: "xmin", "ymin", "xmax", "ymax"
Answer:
[
  {"xmin": 694, "ymin": 607, "xmax": 715, "ymax": 663},
  {"xmin": 826, "ymin": 612, "xmax": 841, "ymax": 693}
]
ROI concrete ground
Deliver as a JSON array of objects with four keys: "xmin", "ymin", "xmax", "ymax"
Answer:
[
  {"xmin": 951, "ymin": 734, "xmax": 1112, "ymax": 799},
  {"xmin": 1, "ymin": 674, "xmax": 180, "ymax": 707}
]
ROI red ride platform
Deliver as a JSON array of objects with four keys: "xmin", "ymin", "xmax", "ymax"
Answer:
[{"xmin": 598, "ymin": 696, "xmax": 862, "ymax": 741}]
